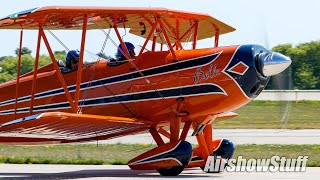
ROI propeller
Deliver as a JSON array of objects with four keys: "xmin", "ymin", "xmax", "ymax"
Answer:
[{"xmin": 258, "ymin": 22, "xmax": 293, "ymax": 128}]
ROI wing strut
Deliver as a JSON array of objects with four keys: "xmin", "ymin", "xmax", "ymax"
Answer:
[
  {"xmin": 14, "ymin": 29, "xmax": 23, "ymax": 119},
  {"xmin": 175, "ymin": 18, "xmax": 181, "ymax": 50},
  {"xmin": 113, "ymin": 15, "xmax": 131, "ymax": 60},
  {"xmin": 158, "ymin": 18, "xmax": 178, "ymax": 62},
  {"xmin": 40, "ymin": 27, "xmax": 77, "ymax": 113},
  {"xmin": 29, "ymin": 28, "xmax": 41, "ymax": 115},
  {"xmin": 74, "ymin": 15, "xmax": 88, "ymax": 112},
  {"xmin": 193, "ymin": 22, "xmax": 199, "ymax": 49},
  {"xmin": 137, "ymin": 19, "xmax": 159, "ymax": 57},
  {"xmin": 26, "ymin": 20, "xmax": 90, "ymax": 114},
  {"xmin": 162, "ymin": 18, "xmax": 182, "ymax": 50},
  {"xmin": 212, "ymin": 23, "xmax": 220, "ymax": 47},
  {"xmin": 172, "ymin": 21, "xmax": 198, "ymax": 49}
]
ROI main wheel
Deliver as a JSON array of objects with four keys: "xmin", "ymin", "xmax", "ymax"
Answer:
[
  {"xmin": 200, "ymin": 166, "xmax": 222, "ymax": 173},
  {"xmin": 200, "ymin": 139, "xmax": 235, "ymax": 173},
  {"xmin": 156, "ymin": 166, "xmax": 184, "ymax": 176}
]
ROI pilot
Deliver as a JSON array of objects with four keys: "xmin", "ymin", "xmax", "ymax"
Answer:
[
  {"xmin": 62, "ymin": 50, "xmax": 80, "ymax": 73},
  {"xmin": 116, "ymin": 42, "xmax": 135, "ymax": 61}
]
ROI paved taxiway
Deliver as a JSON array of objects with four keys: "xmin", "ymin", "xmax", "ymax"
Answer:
[
  {"xmin": 95, "ymin": 129, "xmax": 320, "ymax": 145},
  {"xmin": 1, "ymin": 130, "xmax": 318, "ymax": 179},
  {"xmin": 0, "ymin": 164, "xmax": 318, "ymax": 180}
]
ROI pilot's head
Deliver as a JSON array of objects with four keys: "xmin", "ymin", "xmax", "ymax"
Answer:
[
  {"xmin": 66, "ymin": 50, "xmax": 80, "ymax": 70},
  {"xmin": 117, "ymin": 42, "xmax": 135, "ymax": 59}
]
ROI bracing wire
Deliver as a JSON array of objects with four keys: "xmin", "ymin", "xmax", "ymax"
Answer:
[
  {"xmin": 93, "ymin": 20, "xmax": 180, "ymax": 116},
  {"xmin": 45, "ymin": 20, "xmax": 180, "ymax": 118},
  {"xmin": 121, "ymin": 21, "xmax": 127, "ymax": 41},
  {"xmin": 46, "ymin": 28, "xmax": 86, "ymax": 66},
  {"xmin": 182, "ymin": 25, "xmax": 195, "ymax": 50},
  {"xmin": 45, "ymin": 27, "xmax": 108, "ymax": 114},
  {"xmin": 44, "ymin": 19, "xmax": 187, "ymax": 149},
  {"xmin": 46, "ymin": 26, "xmax": 132, "ymax": 115},
  {"xmin": 77, "ymin": 28, "xmax": 112, "ymax": 113},
  {"xmin": 89, "ymin": 22, "xmax": 138, "ymax": 117},
  {"xmin": 46, "ymin": 29, "xmax": 71, "ymax": 53},
  {"xmin": 84, "ymin": 30, "xmax": 137, "ymax": 116},
  {"xmin": 158, "ymin": 21, "xmax": 191, "ymax": 113}
]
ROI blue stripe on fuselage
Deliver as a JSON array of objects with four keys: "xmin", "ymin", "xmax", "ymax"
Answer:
[
  {"xmin": 0, "ymin": 83, "xmax": 225, "ymax": 115},
  {"xmin": 0, "ymin": 52, "xmax": 221, "ymax": 107}
]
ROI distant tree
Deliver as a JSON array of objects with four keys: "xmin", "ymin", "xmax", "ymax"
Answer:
[
  {"xmin": 267, "ymin": 41, "xmax": 320, "ymax": 90},
  {"xmin": 20, "ymin": 54, "xmax": 35, "ymax": 75},
  {"xmin": 0, "ymin": 54, "xmax": 52, "ymax": 83},
  {"xmin": 54, "ymin": 50, "xmax": 66, "ymax": 55},
  {"xmin": 39, "ymin": 55, "xmax": 51, "ymax": 67},
  {"xmin": 295, "ymin": 65, "xmax": 318, "ymax": 89},
  {"xmin": 15, "ymin": 47, "xmax": 32, "ymax": 56},
  {"xmin": 271, "ymin": 43, "xmax": 292, "ymax": 55},
  {"xmin": 0, "ymin": 56, "xmax": 18, "ymax": 83},
  {"xmin": 0, "ymin": 71, "xmax": 14, "ymax": 83}
]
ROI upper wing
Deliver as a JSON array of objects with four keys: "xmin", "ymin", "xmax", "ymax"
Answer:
[
  {"xmin": 0, "ymin": 112, "xmax": 150, "ymax": 145},
  {"xmin": 0, "ymin": 6, "xmax": 235, "ymax": 42}
]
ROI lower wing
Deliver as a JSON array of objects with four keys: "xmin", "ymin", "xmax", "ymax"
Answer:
[{"xmin": 0, "ymin": 112, "xmax": 150, "ymax": 145}]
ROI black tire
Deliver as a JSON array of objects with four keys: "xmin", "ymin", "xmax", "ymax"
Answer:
[
  {"xmin": 156, "ymin": 166, "xmax": 184, "ymax": 176},
  {"xmin": 200, "ymin": 166, "xmax": 222, "ymax": 173}
]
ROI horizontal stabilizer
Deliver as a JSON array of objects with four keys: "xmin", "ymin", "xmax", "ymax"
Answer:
[{"xmin": 0, "ymin": 112, "xmax": 149, "ymax": 144}]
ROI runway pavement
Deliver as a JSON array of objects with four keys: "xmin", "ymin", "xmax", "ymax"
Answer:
[
  {"xmin": 0, "ymin": 164, "xmax": 318, "ymax": 179},
  {"xmin": 93, "ymin": 129, "xmax": 320, "ymax": 145},
  {"xmin": 1, "ymin": 130, "xmax": 319, "ymax": 179}
]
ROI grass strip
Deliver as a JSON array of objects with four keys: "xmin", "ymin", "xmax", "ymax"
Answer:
[
  {"xmin": 213, "ymin": 100, "xmax": 320, "ymax": 129},
  {"xmin": 0, "ymin": 144, "xmax": 319, "ymax": 166}
]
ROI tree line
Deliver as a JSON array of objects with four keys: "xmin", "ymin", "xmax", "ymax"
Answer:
[
  {"xmin": 267, "ymin": 41, "xmax": 320, "ymax": 90},
  {"xmin": 0, "ymin": 48, "xmax": 66, "ymax": 83},
  {"xmin": 0, "ymin": 48, "xmax": 112, "ymax": 84},
  {"xmin": 0, "ymin": 41, "xmax": 319, "ymax": 90}
]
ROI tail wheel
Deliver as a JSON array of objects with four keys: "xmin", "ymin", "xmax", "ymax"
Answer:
[{"xmin": 156, "ymin": 166, "xmax": 184, "ymax": 176}]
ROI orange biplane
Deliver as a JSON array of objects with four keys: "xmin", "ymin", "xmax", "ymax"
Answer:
[{"xmin": 0, "ymin": 6, "xmax": 291, "ymax": 176}]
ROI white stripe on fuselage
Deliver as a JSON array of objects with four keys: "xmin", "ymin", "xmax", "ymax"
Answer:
[
  {"xmin": 0, "ymin": 52, "xmax": 222, "ymax": 107},
  {"xmin": 0, "ymin": 83, "xmax": 226, "ymax": 115}
]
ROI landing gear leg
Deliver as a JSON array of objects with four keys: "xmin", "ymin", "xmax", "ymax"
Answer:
[
  {"xmin": 196, "ymin": 124, "xmax": 234, "ymax": 173},
  {"xmin": 148, "ymin": 98, "xmax": 192, "ymax": 176},
  {"xmin": 156, "ymin": 98, "xmax": 185, "ymax": 176}
]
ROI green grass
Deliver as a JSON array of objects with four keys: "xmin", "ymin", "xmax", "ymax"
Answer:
[
  {"xmin": 233, "ymin": 144, "xmax": 320, "ymax": 167},
  {"xmin": 213, "ymin": 101, "xmax": 320, "ymax": 129},
  {"xmin": 0, "ymin": 144, "xmax": 319, "ymax": 166},
  {"xmin": 0, "ymin": 144, "xmax": 154, "ymax": 165}
]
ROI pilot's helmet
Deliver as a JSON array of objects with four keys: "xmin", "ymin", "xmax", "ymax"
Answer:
[
  {"xmin": 117, "ymin": 42, "xmax": 135, "ymax": 58},
  {"xmin": 66, "ymin": 50, "xmax": 80, "ymax": 68}
]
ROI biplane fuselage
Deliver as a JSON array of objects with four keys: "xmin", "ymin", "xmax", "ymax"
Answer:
[
  {"xmin": 0, "ymin": 6, "xmax": 291, "ymax": 175},
  {"xmin": 0, "ymin": 45, "xmax": 266, "ymax": 126}
]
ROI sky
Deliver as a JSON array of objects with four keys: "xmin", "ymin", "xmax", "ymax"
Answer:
[{"xmin": 0, "ymin": 0, "xmax": 319, "ymax": 57}]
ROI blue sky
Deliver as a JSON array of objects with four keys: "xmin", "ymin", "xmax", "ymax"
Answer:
[{"xmin": 0, "ymin": 0, "xmax": 319, "ymax": 57}]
